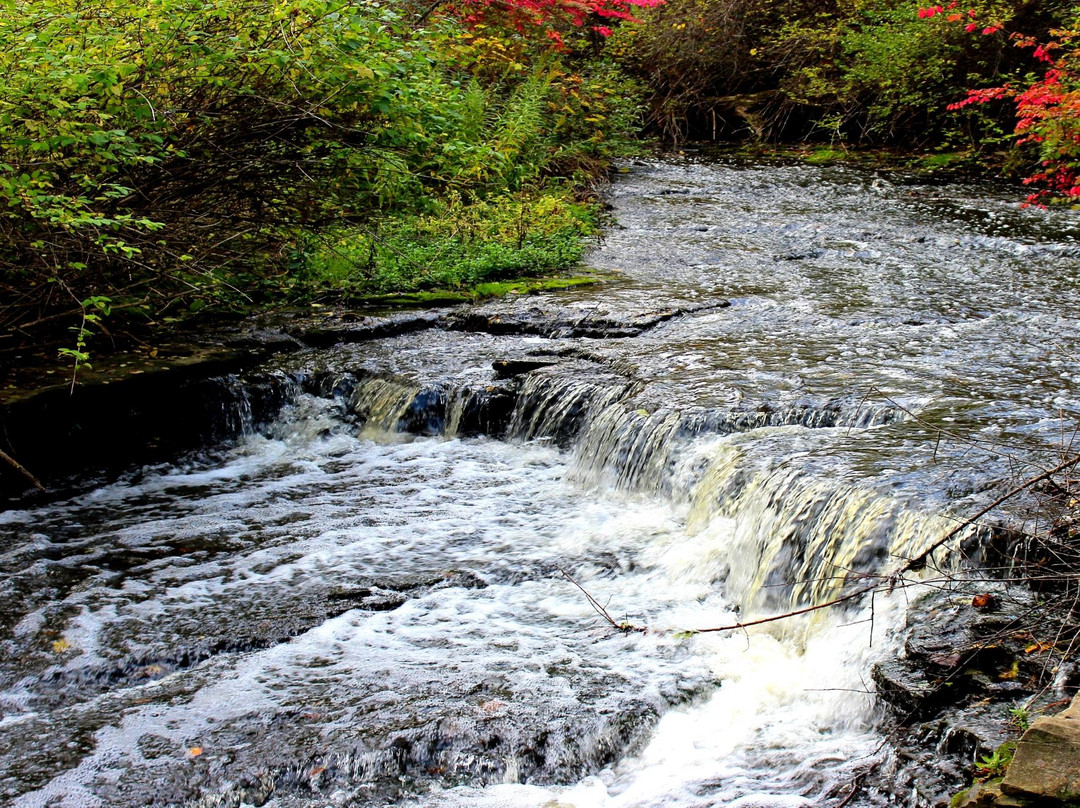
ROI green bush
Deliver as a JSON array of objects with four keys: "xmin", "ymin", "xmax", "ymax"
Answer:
[
  {"xmin": 0, "ymin": 0, "xmax": 644, "ymax": 361},
  {"xmin": 299, "ymin": 189, "xmax": 598, "ymax": 296},
  {"xmin": 611, "ymin": 0, "xmax": 1074, "ymax": 150},
  {"xmin": 0, "ymin": 0, "xmax": 444, "ymax": 328}
]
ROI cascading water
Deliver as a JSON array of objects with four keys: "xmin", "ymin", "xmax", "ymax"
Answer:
[{"xmin": 2, "ymin": 157, "xmax": 1079, "ymax": 808}]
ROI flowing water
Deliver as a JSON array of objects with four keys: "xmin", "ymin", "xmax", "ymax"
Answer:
[{"xmin": 2, "ymin": 157, "xmax": 1080, "ymax": 807}]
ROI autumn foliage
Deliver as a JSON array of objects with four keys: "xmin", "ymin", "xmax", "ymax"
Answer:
[
  {"xmin": 446, "ymin": 0, "xmax": 663, "ymax": 47},
  {"xmin": 921, "ymin": 3, "xmax": 1080, "ymax": 204}
]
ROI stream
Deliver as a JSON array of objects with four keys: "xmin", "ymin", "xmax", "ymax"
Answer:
[{"xmin": 2, "ymin": 157, "xmax": 1080, "ymax": 807}]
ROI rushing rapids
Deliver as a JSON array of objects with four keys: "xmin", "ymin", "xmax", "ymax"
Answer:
[{"xmin": 2, "ymin": 157, "xmax": 1080, "ymax": 807}]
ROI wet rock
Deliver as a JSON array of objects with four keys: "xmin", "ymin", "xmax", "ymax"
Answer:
[
  {"xmin": 872, "ymin": 660, "xmax": 940, "ymax": 715},
  {"xmin": 443, "ymin": 299, "xmax": 729, "ymax": 339},
  {"xmin": 397, "ymin": 384, "xmax": 449, "ymax": 435},
  {"xmin": 483, "ymin": 559, "xmax": 567, "ymax": 586},
  {"xmin": 436, "ymin": 570, "xmax": 489, "ymax": 590},
  {"xmin": 869, "ymin": 729, "xmax": 969, "ymax": 808},
  {"xmin": 492, "ymin": 358, "xmax": 561, "ymax": 379},
  {"xmin": 953, "ymin": 781, "xmax": 1029, "ymax": 808},
  {"xmin": 873, "ymin": 588, "xmax": 1042, "ymax": 721},
  {"xmin": 1001, "ymin": 697, "xmax": 1080, "ymax": 803},
  {"xmin": 939, "ymin": 702, "xmax": 1016, "ymax": 761},
  {"xmin": 1, "ymin": 360, "xmax": 299, "ymax": 503},
  {"xmin": 450, "ymin": 382, "xmax": 517, "ymax": 438},
  {"xmin": 380, "ymin": 569, "xmax": 489, "ymax": 593},
  {"xmin": 137, "ymin": 733, "xmax": 176, "ymax": 761},
  {"xmin": 278, "ymin": 310, "xmax": 444, "ymax": 348},
  {"xmin": 26, "ymin": 581, "xmax": 423, "ymax": 711},
  {"xmin": 326, "ymin": 587, "xmax": 409, "ymax": 612},
  {"xmin": 85, "ymin": 668, "xmax": 703, "ymax": 808},
  {"xmin": 774, "ymin": 249, "xmax": 825, "ymax": 261},
  {"xmin": 863, "ymin": 586, "xmax": 1065, "ymax": 807}
]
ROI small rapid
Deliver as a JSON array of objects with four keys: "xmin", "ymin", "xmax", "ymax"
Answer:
[{"xmin": 2, "ymin": 157, "xmax": 1079, "ymax": 807}]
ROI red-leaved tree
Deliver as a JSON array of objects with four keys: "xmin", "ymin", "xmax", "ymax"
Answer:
[
  {"xmin": 444, "ymin": 0, "xmax": 663, "ymax": 48},
  {"xmin": 921, "ymin": 4, "xmax": 1080, "ymax": 205}
]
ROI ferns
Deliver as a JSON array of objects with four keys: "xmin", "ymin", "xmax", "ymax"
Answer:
[
  {"xmin": 491, "ymin": 73, "xmax": 553, "ymax": 185},
  {"xmin": 448, "ymin": 70, "xmax": 554, "ymax": 192}
]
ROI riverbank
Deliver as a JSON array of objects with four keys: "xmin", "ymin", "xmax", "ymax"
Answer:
[
  {"xmin": 0, "ymin": 142, "xmax": 1025, "ymax": 401},
  {"xmin": 0, "ymin": 270, "xmax": 615, "ymax": 499}
]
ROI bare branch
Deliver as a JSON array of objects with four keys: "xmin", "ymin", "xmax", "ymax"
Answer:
[{"xmin": 0, "ymin": 448, "xmax": 46, "ymax": 492}]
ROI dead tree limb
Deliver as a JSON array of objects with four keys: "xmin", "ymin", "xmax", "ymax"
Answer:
[
  {"xmin": 0, "ymin": 447, "xmax": 45, "ymax": 492},
  {"xmin": 693, "ymin": 585, "xmax": 875, "ymax": 634},
  {"xmin": 558, "ymin": 567, "xmax": 646, "ymax": 633},
  {"xmin": 899, "ymin": 453, "xmax": 1080, "ymax": 576}
]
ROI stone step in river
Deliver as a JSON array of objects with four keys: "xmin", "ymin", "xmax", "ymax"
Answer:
[{"xmin": 2, "ymin": 157, "xmax": 1080, "ymax": 808}]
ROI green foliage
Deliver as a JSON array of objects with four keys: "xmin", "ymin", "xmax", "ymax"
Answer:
[
  {"xmin": 1, "ymin": 0, "xmax": 429, "ymax": 329},
  {"xmin": 975, "ymin": 741, "xmax": 1017, "ymax": 780},
  {"xmin": 762, "ymin": 0, "xmax": 1016, "ymax": 145},
  {"xmin": 57, "ymin": 295, "xmax": 112, "ymax": 387},
  {"xmin": 299, "ymin": 189, "xmax": 598, "ymax": 296},
  {"xmin": 0, "ymin": 0, "xmax": 646, "ymax": 362},
  {"xmin": 803, "ymin": 147, "xmax": 848, "ymax": 164},
  {"xmin": 613, "ymin": 0, "xmax": 1074, "ymax": 152},
  {"xmin": 1008, "ymin": 705, "xmax": 1031, "ymax": 731}
]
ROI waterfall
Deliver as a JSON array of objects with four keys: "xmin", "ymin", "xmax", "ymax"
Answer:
[
  {"xmin": 349, "ymin": 377, "xmax": 425, "ymax": 434},
  {"xmin": 506, "ymin": 372, "xmax": 635, "ymax": 446},
  {"xmin": 331, "ymin": 367, "xmax": 949, "ymax": 616},
  {"xmin": 681, "ymin": 444, "xmax": 965, "ymax": 612}
]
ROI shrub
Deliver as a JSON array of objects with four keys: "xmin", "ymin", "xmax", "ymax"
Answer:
[{"xmin": 299, "ymin": 189, "xmax": 598, "ymax": 295}]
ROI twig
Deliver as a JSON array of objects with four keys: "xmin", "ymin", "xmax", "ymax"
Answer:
[
  {"xmin": 836, "ymin": 773, "xmax": 866, "ymax": 808},
  {"xmin": 900, "ymin": 453, "xmax": 1080, "ymax": 576},
  {"xmin": 558, "ymin": 567, "xmax": 645, "ymax": 633},
  {"xmin": 0, "ymin": 447, "xmax": 46, "ymax": 492},
  {"xmin": 693, "ymin": 585, "xmax": 875, "ymax": 634},
  {"xmin": 413, "ymin": 0, "xmax": 443, "ymax": 26}
]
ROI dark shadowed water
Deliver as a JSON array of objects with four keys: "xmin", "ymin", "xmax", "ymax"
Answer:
[{"xmin": 2, "ymin": 158, "xmax": 1079, "ymax": 807}]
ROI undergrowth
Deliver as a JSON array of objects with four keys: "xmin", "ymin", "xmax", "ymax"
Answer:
[{"xmin": 294, "ymin": 189, "xmax": 600, "ymax": 298}]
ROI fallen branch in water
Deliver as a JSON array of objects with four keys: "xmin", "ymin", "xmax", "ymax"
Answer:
[
  {"xmin": 899, "ymin": 452, "xmax": 1080, "ymax": 576},
  {"xmin": 561, "ymin": 447, "xmax": 1080, "ymax": 639},
  {"xmin": 835, "ymin": 772, "xmax": 867, "ymax": 808},
  {"xmin": 558, "ymin": 567, "xmax": 646, "ymax": 633},
  {"xmin": 691, "ymin": 584, "xmax": 876, "ymax": 634},
  {"xmin": 0, "ymin": 447, "xmax": 45, "ymax": 492}
]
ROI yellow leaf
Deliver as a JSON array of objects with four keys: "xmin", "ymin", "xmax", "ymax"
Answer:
[
  {"xmin": 52, "ymin": 639, "xmax": 70, "ymax": 653},
  {"xmin": 188, "ymin": 746, "xmax": 203, "ymax": 757}
]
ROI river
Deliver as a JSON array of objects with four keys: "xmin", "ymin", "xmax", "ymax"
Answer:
[{"xmin": 2, "ymin": 157, "xmax": 1079, "ymax": 807}]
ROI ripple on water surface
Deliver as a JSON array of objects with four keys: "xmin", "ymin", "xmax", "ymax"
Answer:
[
  {"xmin": 0, "ymin": 403, "xmax": 726, "ymax": 806},
  {"xmin": 3, "ymin": 158, "xmax": 1080, "ymax": 807}
]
